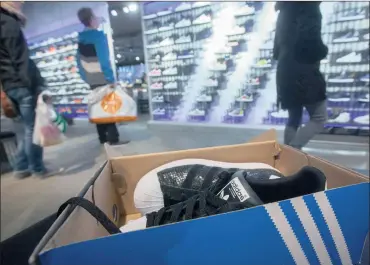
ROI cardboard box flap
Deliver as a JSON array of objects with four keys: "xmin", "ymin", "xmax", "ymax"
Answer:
[{"xmin": 38, "ymin": 183, "xmax": 369, "ymax": 265}]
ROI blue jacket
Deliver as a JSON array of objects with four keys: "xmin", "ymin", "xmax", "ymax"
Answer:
[{"xmin": 76, "ymin": 29, "xmax": 115, "ymax": 87}]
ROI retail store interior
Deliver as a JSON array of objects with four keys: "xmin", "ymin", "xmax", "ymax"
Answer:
[{"xmin": 0, "ymin": 1, "xmax": 369, "ymax": 259}]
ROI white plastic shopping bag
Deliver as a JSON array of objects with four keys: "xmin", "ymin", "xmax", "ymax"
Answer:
[
  {"xmin": 33, "ymin": 91, "xmax": 65, "ymax": 147},
  {"xmin": 88, "ymin": 84, "xmax": 137, "ymax": 124}
]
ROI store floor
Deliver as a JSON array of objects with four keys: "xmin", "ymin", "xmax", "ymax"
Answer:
[{"xmin": 1, "ymin": 115, "xmax": 369, "ymax": 241}]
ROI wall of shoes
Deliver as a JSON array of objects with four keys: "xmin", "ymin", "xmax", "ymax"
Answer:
[
  {"xmin": 143, "ymin": 2, "xmax": 369, "ymax": 132},
  {"xmin": 26, "ymin": 4, "xmax": 113, "ymax": 120}
]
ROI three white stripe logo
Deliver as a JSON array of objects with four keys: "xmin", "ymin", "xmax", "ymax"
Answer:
[{"xmin": 265, "ymin": 191, "xmax": 351, "ymax": 265}]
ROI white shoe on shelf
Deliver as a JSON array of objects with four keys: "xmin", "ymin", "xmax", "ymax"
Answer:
[
  {"xmin": 196, "ymin": 94, "xmax": 212, "ymax": 102},
  {"xmin": 152, "ymin": 95, "xmax": 164, "ymax": 103},
  {"xmin": 176, "ymin": 35, "xmax": 192, "ymax": 44},
  {"xmin": 162, "ymin": 52, "xmax": 177, "ymax": 61},
  {"xmin": 236, "ymin": 94, "xmax": 254, "ymax": 102},
  {"xmin": 358, "ymin": 94, "xmax": 370, "ymax": 103},
  {"xmin": 328, "ymin": 112, "xmax": 351, "ymax": 123},
  {"xmin": 164, "ymin": 82, "xmax": 178, "ymax": 89},
  {"xmin": 193, "ymin": 14, "xmax": 211, "ymax": 25},
  {"xmin": 175, "ymin": 2, "xmax": 192, "ymax": 12},
  {"xmin": 189, "ymin": 108, "xmax": 206, "ymax": 116},
  {"xmin": 270, "ymin": 110, "xmax": 289, "ymax": 119},
  {"xmin": 353, "ymin": 114, "xmax": 369, "ymax": 125},
  {"xmin": 160, "ymin": 38, "xmax": 174, "ymax": 47},
  {"xmin": 175, "ymin": 19, "xmax": 192, "ymax": 28},
  {"xmin": 228, "ymin": 108, "xmax": 244, "ymax": 117},
  {"xmin": 235, "ymin": 5, "xmax": 255, "ymax": 16},
  {"xmin": 336, "ymin": 52, "xmax": 362, "ymax": 63},
  {"xmin": 152, "ymin": 108, "xmax": 166, "ymax": 115},
  {"xmin": 149, "ymin": 69, "xmax": 162, "ymax": 77},
  {"xmin": 227, "ymin": 26, "xmax": 246, "ymax": 36},
  {"xmin": 204, "ymin": 78, "xmax": 218, "ymax": 87},
  {"xmin": 162, "ymin": 67, "xmax": 178, "ymax": 76}
]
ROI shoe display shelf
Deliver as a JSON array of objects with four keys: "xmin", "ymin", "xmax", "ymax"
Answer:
[
  {"xmin": 321, "ymin": 2, "xmax": 369, "ymax": 132},
  {"xmin": 143, "ymin": 2, "xmax": 218, "ymax": 121},
  {"xmin": 28, "ymin": 31, "xmax": 89, "ymax": 119},
  {"xmin": 189, "ymin": 2, "xmax": 265, "ymax": 124}
]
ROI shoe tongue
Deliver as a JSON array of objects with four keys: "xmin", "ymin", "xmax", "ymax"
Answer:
[{"xmin": 216, "ymin": 171, "xmax": 263, "ymax": 206}]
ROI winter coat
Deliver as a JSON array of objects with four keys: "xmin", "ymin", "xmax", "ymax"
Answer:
[
  {"xmin": 273, "ymin": 2, "xmax": 328, "ymax": 109},
  {"xmin": 0, "ymin": 7, "xmax": 44, "ymax": 93}
]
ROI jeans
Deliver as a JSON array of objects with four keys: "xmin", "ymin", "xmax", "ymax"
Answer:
[
  {"xmin": 96, "ymin": 123, "xmax": 119, "ymax": 144},
  {"xmin": 6, "ymin": 88, "xmax": 45, "ymax": 173},
  {"xmin": 284, "ymin": 100, "xmax": 328, "ymax": 150}
]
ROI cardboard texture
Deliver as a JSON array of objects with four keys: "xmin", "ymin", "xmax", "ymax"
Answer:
[{"xmin": 32, "ymin": 130, "xmax": 369, "ymax": 265}]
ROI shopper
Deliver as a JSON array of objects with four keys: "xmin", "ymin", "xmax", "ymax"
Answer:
[
  {"xmin": 273, "ymin": 2, "xmax": 329, "ymax": 150},
  {"xmin": 0, "ymin": 2, "xmax": 50, "ymax": 178},
  {"xmin": 76, "ymin": 7, "xmax": 128, "ymax": 145}
]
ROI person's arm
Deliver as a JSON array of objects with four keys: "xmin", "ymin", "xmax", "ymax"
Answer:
[
  {"xmin": 295, "ymin": 4, "xmax": 328, "ymax": 64},
  {"xmin": 76, "ymin": 52, "xmax": 87, "ymax": 82},
  {"xmin": 0, "ymin": 21, "xmax": 31, "ymax": 88},
  {"xmin": 94, "ymin": 31, "xmax": 115, "ymax": 84}
]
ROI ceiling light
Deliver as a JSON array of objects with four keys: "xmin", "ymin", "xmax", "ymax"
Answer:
[
  {"xmin": 117, "ymin": 54, "xmax": 122, "ymax": 58},
  {"xmin": 128, "ymin": 3, "xmax": 137, "ymax": 12},
  {"xmin": 123, "ymin": 7, "xmax": 129, "ymax": 13},
  {"xmin": 111, "ymin": 10, "xmax": 118, "ymax": 16},
  {"xmin": 135, "ymin": 56, "xmax": 140, "ymax": 61}
]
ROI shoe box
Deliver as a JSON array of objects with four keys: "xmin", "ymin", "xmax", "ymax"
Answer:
[{"xmin": 30, "ymin": 130, "xmax": 369, "ymax": 265}]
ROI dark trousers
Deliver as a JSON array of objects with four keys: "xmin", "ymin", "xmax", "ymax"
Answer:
[{"xmin": 96, "ymin": 123, "xmax": 119, "ymax": 144}]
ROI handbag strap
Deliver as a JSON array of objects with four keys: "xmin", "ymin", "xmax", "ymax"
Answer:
[{"xmin": 57, "ymin": 197, "xmax": 121, "ymax": 234}]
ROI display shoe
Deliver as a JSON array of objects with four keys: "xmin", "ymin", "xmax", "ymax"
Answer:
[
  {"xmin": 204, "ymin": 78, "xmax": 218, "ymax": 87},
  {"xmin": 328, "ymin": 93, "xmax": 352, "ymax": 102},
  {"xmin": 148, "ymin": 68, "xmax": 162, "ymax": 77},
  {"xmin": 193, "ymin": 14, "xmax": 212, "ymax": 25},
  {"xmin": 333, "ymin": 30, "xmax": 360, "ymax": 43},
  {"xmin": 328, "ymin": 71, "xmax": 355, "ymax": 83},
  {"xmin": 160, "ymin": 38, "xmax": 174, "ymax": 47},
  {"xmin": 150, "ymin": 82, "xmax": 163, "ymax": 90},
  {"xmin": 122, "ymin": 165, "xmax": 326, "ymax": 232},
  {"xmin": 196, "ymin": 94, "xmax": 212, "ymax": 102},
  {"xmin": 236, "ymin": 94, "xmax": 254, "ymax": 102},
  {"xmin": 254, "ymin": 58, "xmax": 272, "ymax": 68},
  {"xmin": 228, "ymin": 108, "xmax": 244, "ymax": 117},
  {"xmin": 328, "ymin": 112, "xmax": 351, "ymax": 123},
  {"xmin": 133, "ymin": 159, "xmax": 283, "ymax": 215},
  {"xmin": 270, "ymin": 110, "xmax": 289, "ymax": 119},
  {"xmin": 162, "ymin": 52, "xmax": 177, "ymax": 61},
  {"xmin": 175, "ymin": 2, "xmax": 192, "ymax": 12},
  {"xmin": 360, "ymin": 74, "xmax": 370, "ymax": 82},
  {"xmin": 162, "ymin": 67, "xmax": 178, "ymax": 76},
  {"xmin": 336, "ymin": 52, "xmax": 362, "ymax": 63},
  {"xmin": 152, "ymin": 95, "xmax": 164, "ymax": 103},
  {"xmin": 188, "ymin": 108, "xmax": 206, "ymax": 116},
  {"xmin": 175, "ymin": 35, "xmax": 192, "ymax": 44},
  {"xmin": 358, "ymin": 93, "xmax": 370, "ymax": 103},
  {"xmin": 175, "ymin": 18, "xmax": 192, "ymax": 28},
  {"xmin": 363, "ymin": 33, "xmax": 370, "ymax": 40},
  {"xmin": 152, "ymin": 108, "xmax": 166, "ymax": 115},
  {"xmin": 164, "ymin": 81, "xmax": 178, "ymax": 89},
  {"xmin": 353, "ymin": 114, "xmax": 369, "ymax": 125},
  {"xmin": 178, "ymin": 49, "xmax": 194, "ymax": 59},
  {"xmin": 234, "ymin": 4, "xmax": 255, "ymax": 16},
  {"xmin": 337, "ymin": 9, "xmax": 366, "ymax": 22},
  {"xmin": 227, "ymin": 25, "xmax": 246, "ymax": 36},
  {"xmin": 192, "ymin": 2, "xmax": 211, "ymax": 8}
]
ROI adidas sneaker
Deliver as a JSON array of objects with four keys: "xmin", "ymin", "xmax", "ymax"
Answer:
[
  {"xmin": 189, "ymin": 109, "xmax": 206, "ymax": 116},
  {"xmin": 328, "ymin": 112, "xmax": 351, "ymax": 123},
  {"xmin": 193, "ymin": 14, "xmax": 212, "ymax": 25},
  {"xmin": 175, "ymin": 35, "xmax": 192, "ymax": 44},
  {"xmin": 353, "ymin": 114, "xmax": 369, "ymax": 125},
  {"xmin": 160, "ymin": 38, "xmax": 174, "ymax": 47},
  {"xmin": 162, "ymin": 67, "xmax": 178, "ymax": 76},
  {"xmin": 152, "ymin": 95, "xmax": 164, "ymax": 103},
  {"xmin": 122, "ymin": 165, "xmax": 326, "ymax": 233},
  {"xmin": 336, "ymin": 52, "xmax": 362, "ymax": 63},
  {"xmin": 164, "ymin": 81, "xmax": 177, "ymax": 89},
  {"xmin": 152, "ymin": 108, "xmax": 166, "ymax": 115},
  {"xmin": 162, "ymin": 52, "xmax": 177, "ymax": 61},
  {"xmin": 196, "ymin": 94, "xmax": 212, "ymax": 102},
  {"xmin": 175, "ymin": 18, "xmax": 192, "ymax": 28},
  {"xmin": 228, "ymin": 108, "xmax": 244, "ymax": 117},
  {"xmin": 133, "ymin": 159, "xmax": 284, "ymax": 215}
]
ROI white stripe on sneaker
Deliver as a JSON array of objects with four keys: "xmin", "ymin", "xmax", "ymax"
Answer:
[
  {"xmin": 265, "ymin": 203, "xmax": 310, "ymax": 265},
  {"xmin": 313, "ymin": 192, "xmax": 352, "ymax": 265},
  {"xmin": 290, "ymin": 197, "xmax": 333, "ymax": 265}
]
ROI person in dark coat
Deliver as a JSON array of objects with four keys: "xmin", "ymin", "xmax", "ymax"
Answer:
[
  {"xmin": 273, "ymin": 2, "xmax": 328, "ymax": 150},
  {"xmin": 0, "ymin": 2, "xmax": 49, "ymax": 178}
]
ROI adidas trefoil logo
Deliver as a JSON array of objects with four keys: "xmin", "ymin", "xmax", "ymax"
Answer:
[{"xmin": 219, "ymin": 190, "xmax": 230, "ymax": 201}]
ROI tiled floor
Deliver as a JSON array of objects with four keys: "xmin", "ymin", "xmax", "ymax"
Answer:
[{"xmin": 1, "ymin": 116, "xmax": 369, "ymax": 240}]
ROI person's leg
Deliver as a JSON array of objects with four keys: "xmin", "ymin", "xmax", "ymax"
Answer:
[
  {"xmin": 96, "ymin": 124, "xmax": 107, "ymax": 144},
  {"xmin": 106, "ymin": 123, "xmax": 119, "ymax": 144},
  {"xmin": 284, "ymin": 106, "xmax": 303, "ymax": 146},
  {"xmin": 7, "ymin": 88, "xmax": 45, "ymax": 177},
  {"xmin": 289, "ymin": 100, "xmax": 327, "ymax": 150}
]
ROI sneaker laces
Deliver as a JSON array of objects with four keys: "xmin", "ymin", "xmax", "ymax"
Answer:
[{"xmin": 146, "ymin": 172, "xmax": 253, "ymax": 227}]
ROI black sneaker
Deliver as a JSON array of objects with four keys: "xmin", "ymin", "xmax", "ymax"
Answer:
[
  {"xmin": 134, "ymin": 159, "xmax": 285, "ymax": 215},
  {"xmin": 124, "ymin": 166, "xmax": 326, "ymax": 231}
]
